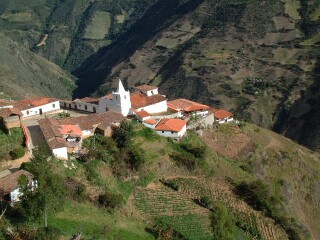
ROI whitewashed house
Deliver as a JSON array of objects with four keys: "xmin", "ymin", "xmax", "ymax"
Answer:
[
  {"xmin": 14, "ymin": 97, "xmax": 61, "ymax": 118},
  {"xmin": 211, "ymin": 109, "xmax": 234, "ymax": 124},
  {"xmin": 131, "ymin": 85, "xmax": 168, "ymax": 114},
  {"xmin": 155, "ymin": 118, "xmax": 187, "ymax": 139},
  {"xmin": 0, "ymin": 170, "xmax": 37, "ymax": 203},
  {"xmin": 167, "ymin": 98, "xmax": 210, "ymax": 117}
]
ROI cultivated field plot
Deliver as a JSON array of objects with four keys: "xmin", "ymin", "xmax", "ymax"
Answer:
[
  {"xmin": 134, "ymin": 183, "xmax": 213, "ymax": 240},
  {"xmin": 84, "ymin": 11, "xmax": 111, "ymax": 40},
  {"xmin": 169, "ymin": 178, "xmax": 288, "ymax": 240}
]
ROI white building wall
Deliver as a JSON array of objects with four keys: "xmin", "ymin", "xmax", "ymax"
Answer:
[
  {"xmin": 52, "ymin": 147, "xmax": 68, "ymax": 160},
  {"xmin": 137, "ymin": 100, "xmax": 167, "ymax": 114},
  {"xmin": 144, "ymin": 88, "xmax": 158, "ymax": 96},
  {"xmin": 98, "ymin": 93, "xmax": 131, "ymax": 116},
  {"xmin": 74, "ymin": 102, "xmax": 98, "ymax": 113},
  {"xmin": 82, "ymin": 130, "xmax": 93, "ymax": 138},
  {"xmin": 21, "ymin": 100, "xmax": 60, "ymax": 118},
  {"xmin": 156, "ymin": 125, "xmax": 186, "ymax": 138},
  {"xmin": 142, "ymin": 122, "xmax": 156, "ymax": 129},
  {"xmin": 217, "ymin": 117, "xmax": 234, "ymax": 124}
]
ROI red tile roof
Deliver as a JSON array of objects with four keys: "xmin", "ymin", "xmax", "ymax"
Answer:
[
  {"xmin": 60, "ymin": 125, "xmax": 82, "ymax": 137},
  {"xmin": 143, "ymin": 119, "xmax": 157, "ymax": 125},
  {"xmin": 14, "ymin": 97, "xmax": 58, "ymax": 110},
  {"xmin": 75, "ymin": 97, "xmax": 100, "ymax": 104},
  {"xmin": 135, "ymin": 85, "xmax": 158, "ymax": 91},
  {"xmin": 0, "ymin": 99, "xmax": 15, "ymax": 107},
  {"xmin": 213, "ymin": 109, "xmax": 234, "ymax": 119},
  {"xmin": 168, "ymin": 99, "xmax": 209, "ymax": 112},
  {"xmin": 130, "ymin": 93, "xmax": 167, "ymax": 109},
  {"xmin": 0, "ymin": 170, "xmax": 33, "ymax": 198},
  {"xmin": 155, "ymin": 118, "xmax": 186, "ymax": 132},
  {"xmin": 136, "ymin": 110, "xmax": 150, "ymax": 118},
  {"xmin": 0, "ymin": 107, "xmax": 23, "ymax": 118},
  {"xmin": 39, "ymin": 112, "xmax": 125, "ymax": 150}
]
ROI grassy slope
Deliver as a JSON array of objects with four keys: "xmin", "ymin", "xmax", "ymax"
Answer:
[
  {"xmin": 0, "ymin": 32, "xmax": 75, "ymax": 99},
  {"xmin": 5, "ymin": 121, "xmax": 318, "ymax": 239},
  {"xmin": 201, "ymin": 123, "xmax": 320, "ymax": 240}
]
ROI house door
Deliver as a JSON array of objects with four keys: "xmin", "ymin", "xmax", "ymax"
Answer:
[
  {"xmin": 75, "ymin": 105, "xmax": 77, "ymax": 110},
  {"xmin": 39, "ymin": 108, "xmax": 43, "ymax": 115},
  {"xmin": 93, "ymin": 107, "xmax": 96, "ymax": 113}
]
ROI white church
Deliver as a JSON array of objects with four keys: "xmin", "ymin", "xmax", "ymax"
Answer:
[{"xmin": 60, "ymin": 80, "xmax": 168, "ymax": 116}]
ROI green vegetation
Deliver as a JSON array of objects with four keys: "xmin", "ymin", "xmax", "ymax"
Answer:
[
  {"xmin": 9, "ymin": 146, "xmax": 25, "ymax": 160},
  {"xmin": 0, "ymin": 127, "xmax": 25, "ymax": 162},
  {"xmin": 211, "ymin": 201, "xmax": 237, "ymax": 240},
  {"xmin": 84, "ymin": 11, "xmax": 111, "ymax": 40}
]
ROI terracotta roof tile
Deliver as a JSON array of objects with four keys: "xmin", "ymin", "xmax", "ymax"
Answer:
[
  {"xmin": 0, "ymin": 170, "xmax": 33, "ymax": 198},
  {"xmin": 14, "ymin": 97, "xmax": 58, "ymax": 110},
  {"xmin": 155, "ymin": 118, "xmax": 186, "ymax": 132},
  {"xmin": 143, "ymin": 119, "xmax": 157, "ymax": 125},
  {"xmin": 168, "ymin": 99, "xmax": 209, "ymax": 112},
  {"xmin": 0, "ymin": 107, "xmax": 22, "ymax": 118},
  {"xmin": 130, "ymin": 93, "xmax": 167, "ymax": 109},
  {"xmin": 0, "ymin": 99, "xmax": 15, "ymax": 107},
  {"xmin": 75, "ymin": 97, "xmax": 99, "ymax": 104},
  {"xmin": 135, "ymin": 85, "xmax": 158, "ymax": 91},
  {"xmin": 60, "ymin": 125, "xmax": 82, "ymax": 137},
  {"xmin": 136, "ymin": 110, "xmax": 150, "ymax": 118},
  {"xmin": 214, "ymin": 109, "xmax": 234, "ymax": 119}
]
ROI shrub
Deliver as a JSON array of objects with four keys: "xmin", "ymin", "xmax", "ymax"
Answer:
[
  {"xmin": 169, "ymin": 152, "xmax": 198, "ymax": 170},
  {"xmin": 211, "ymin": 202, "xmax": 236, "ymax": 240},
  {"xmin": 178, "ymin": 134, "xmax": 207, "ymax": 159},
  {"xmin": 127, "ymin": 145, "xmax": 145, "ymax": 170},
  {"xmin": 199, "ymin": 196, "xmax": 213, "ymax": 209},
  {"xmin": 112, "ymin": 121, "xmax": 133, "ymax": 148},
  {"xmin": 9, "ymin": 147, "xmax": 25, "ymax": 159},
  {"xmin": 98, "ymin": 191, "xmax": 124, "ymax": 209},
  {"xmin": 160, "ymin": 179, "xmax": 179, "ymax": 191}
]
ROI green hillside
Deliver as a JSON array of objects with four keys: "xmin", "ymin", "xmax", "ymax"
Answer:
[
  {"xmin": 2, "ymin": 121, "xmax": 319, "ymax": 239},
  {"xmin": 0, "ymin": 32, "xmax": 75, "ymax": 99}
]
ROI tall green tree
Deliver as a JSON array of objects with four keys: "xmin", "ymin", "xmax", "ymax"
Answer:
[
  {"xmin": 211, "ymin": 201, "xmax": 236, "ymax": 240},
  {"xmin": 20, "ymin": 149, "xmax": 66, "ymax": 227}
]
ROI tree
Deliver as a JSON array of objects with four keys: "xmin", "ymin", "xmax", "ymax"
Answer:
[
  {"xmin": 211, "ymin": 202, "xmax": 236, "ymax": 240},
  {"xmin": 112, "ymin": 121, "xmax": 133, "ymax": 148},
  {"xmin": 20, "ymin": 149, "xmax": 66, "ymax": 228}
]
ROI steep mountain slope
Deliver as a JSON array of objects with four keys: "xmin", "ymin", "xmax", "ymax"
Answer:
[
  {"xmin": 0, "ymin": 33, "xmax": 75, "ymax": 99},
  {"xmin": 73, "ymin": 0, "xmax": 320, "ymax": 150},
  {"xmin": 0, "ymin": 0, "xmax": 157, "ymax": 70}
]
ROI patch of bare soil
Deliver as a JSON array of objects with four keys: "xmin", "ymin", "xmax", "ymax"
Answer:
[{"xmin": 201, "ymin": 126, "xmax": 254, "ymax": 159}]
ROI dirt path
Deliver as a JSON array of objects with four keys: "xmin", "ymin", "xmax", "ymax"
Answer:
[{"xmin": 9, "ymin": 151, "xmax": 32, "ymax": 169}]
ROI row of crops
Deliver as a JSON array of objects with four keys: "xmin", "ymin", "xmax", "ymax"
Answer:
[{"xmin": 168, "ymin": 178, "xmax": 288, "ymax": 240}]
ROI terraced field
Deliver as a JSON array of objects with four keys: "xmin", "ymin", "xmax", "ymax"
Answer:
[
  {"xmin": 169, "ymin": 178, "xmax": 288, "ymax": 240},
  {"xmin": 134, "ymin": 183, "xmax": 213, "ymax": 240}
]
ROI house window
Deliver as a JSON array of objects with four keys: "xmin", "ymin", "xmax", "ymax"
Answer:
[
  {"xmin": 116, "ymin": 96, "xmax": 118, "ymax": 100},
  {"xmin": 26, "ymin": 110, "xmax": 29, "ymax": 115},
  {"xmin": 162, "ymin": 131, "xmax": 164, "ymax": 133},
  {"xmin": 52, "ymin": 103, "xmax": 55, "ymax": 108},
  {"xmin": 171, "ymin": 131, "xmax": 174, "ymax": 134},
  {"xmin": 85, "ymin": 105, "xmax": 87, "ymax": 110},
  {"xmin": 151, "ymin": 91, "xmax": 153, "ymax": 94}
]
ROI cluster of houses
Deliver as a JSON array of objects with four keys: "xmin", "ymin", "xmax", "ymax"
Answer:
[
  {"xmin": 0, "ymin": 80, "xmax": 234, "ymax": 203},
  {"xmin": 0, "ymin": 80, "xmax": 234, "ymax": 160}
]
